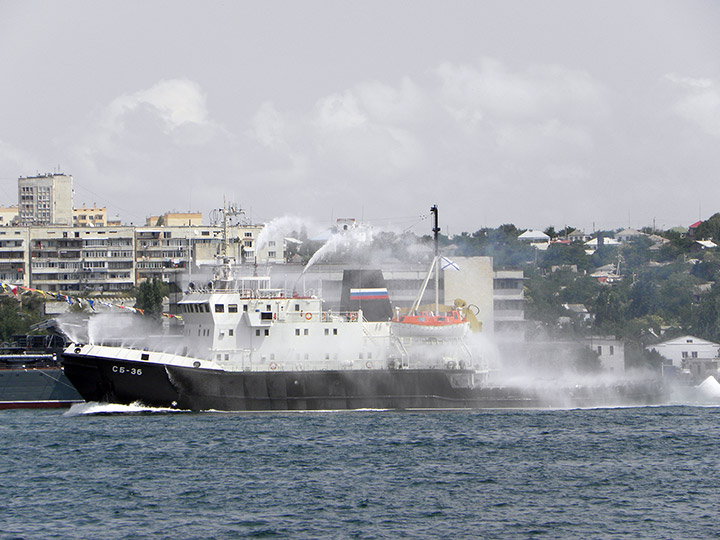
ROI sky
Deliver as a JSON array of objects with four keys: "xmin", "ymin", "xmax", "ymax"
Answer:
[{"xmin": 1, "ymin": 0, "xmax": 719, "ymax": 236}]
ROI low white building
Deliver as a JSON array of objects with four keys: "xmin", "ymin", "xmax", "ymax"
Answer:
[
  {"xmin": 616, "ymin": 228, "xmax": 646, "ymax": 243},
  {"xmin": 585, "ymin": 336, "xmax": 624, "ymax": 372},
  {"xmin": 647, "ymin": 335, "xmax": 720, "ymax": 369},
  {"xmin": 518, "ymin": 230, "xmax": 550, "ymax": 243}
]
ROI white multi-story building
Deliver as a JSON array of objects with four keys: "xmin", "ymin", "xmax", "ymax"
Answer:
[
  {"xmin": 1, "ymin": 222, "xmax": 285, "ymax": 293},
  {"xmin": 29, "ymin": 226, "xmax": 136, "ymax": 293},
  {"xmin": 493, "ymin": 270, "xmax": 525, "ymax": 342},
  {"xmin": 17, "ymin": 173, "xmax": 73, "ymax": 226},
  {"xmin": 0, "ymin": 228, "xmax": 29, "ymax": 283}
]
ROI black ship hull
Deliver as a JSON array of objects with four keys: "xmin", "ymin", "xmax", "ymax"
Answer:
[{"xmin": 61, "ymin": 351, "xmax": 667, "ymax": 411}]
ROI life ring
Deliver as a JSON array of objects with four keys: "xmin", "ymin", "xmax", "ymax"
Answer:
[
  {"xmin": 305, "ymin": 312, "xmax": 312, "ymax": 320},
  {"xmin": 321, "ymin": 312, "xmax": 326, "ymax": 321},
  {"xmin": 349, "ymin": 313, "xmax": 357, "ymax": 322},
  {"xmin": 365, "ymin": 361, "xmax": 373, "ymax": 369},
  {"xmin": 273, "ymin": 313, "xmax": 277, "ymax": 320},
  {"xmin": 269, "ymin": 361, "xmax": 278, "ymax": 370}
]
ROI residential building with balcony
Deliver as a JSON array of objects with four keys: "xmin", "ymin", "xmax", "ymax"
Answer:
[
  {"xmin": 0, "ymin": 228, "xmax": 29, "ymax": 284},
  {"xmin": 28, "ymin": 226, "xmax": 136, "ymax": 293}
]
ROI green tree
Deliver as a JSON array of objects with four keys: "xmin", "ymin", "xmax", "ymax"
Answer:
[
  {"xmin": 694, "ymin": 213, "xmax": 720, "ymax": 242},
  {"xmin": 0, "ymin": 294, "xmax": 44, "ymax": 341},
  {"xmin": 540, "ymin": 242, "xmax": 590, "ymax": 272},
  {"xmin": 620, "ymin": 236, "xmax": 653, "ymax": 272},
  {"xmin": 591, "ymin": 285, "xmax": 629, "ymax": 335},
  {"xmin": 574, "ymin": 345, "xmax": 602, "ymax": 373},
  {"xmin": 134, "ymin": 278, "xmax": 169, "ymax": 319}
]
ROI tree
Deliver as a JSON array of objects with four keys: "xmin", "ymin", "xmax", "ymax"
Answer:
[
  {"xmin": 591, "ymin": 285, "xmax": 629, "ymax": 335},
  {"xmin": 134, "ymin": 278, "xmax": 169, "ymax": 319},
  {"xmin": 694, "ymin": 213, "xmax": 720, "ymax": 242},
  {"xmin": 0, "ymin": 294, "xmax": 44, "ymax": 342},
  {"xmin": 540, "ymin": 242, "xmax": 590, "ymax": 272}
]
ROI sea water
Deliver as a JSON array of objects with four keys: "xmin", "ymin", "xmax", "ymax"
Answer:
[{"xmin": 2, "ymin": 405, "xmax": 720, "ymax": 540}]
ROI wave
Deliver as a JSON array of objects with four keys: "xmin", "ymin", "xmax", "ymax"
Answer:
[{"xmin": 63, "ymin": 401, "xmax": 188, "ymax": 416}]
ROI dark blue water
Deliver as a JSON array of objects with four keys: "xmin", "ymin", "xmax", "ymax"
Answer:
[{"xmin": 2, "ymin": 405, "xmax": 720, "ymax": 540}]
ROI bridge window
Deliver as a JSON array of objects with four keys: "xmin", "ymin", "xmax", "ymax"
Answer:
[
  {"xmin": 215, "ymin": 304, "xmax": 224, "ymax": 313},
  {"xmin": 228, "ymin": 304, "xmax": 238, "ymax": 313}
]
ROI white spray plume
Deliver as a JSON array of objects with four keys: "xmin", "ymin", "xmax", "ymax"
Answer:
[
  {"xmin": 302, "ymin": 223, "xmax": 375, "ymax": 274},
  {"xmin": 255, "ymin": 215, "xmax": 324, "ymax": 252}
]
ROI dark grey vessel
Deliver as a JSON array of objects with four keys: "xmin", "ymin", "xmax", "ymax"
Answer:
[{"xmin": 1, "ymin": 335, "xmax": 83, "ymax": 409}]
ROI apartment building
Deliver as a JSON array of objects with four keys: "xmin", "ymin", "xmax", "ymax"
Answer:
[
  {"xmin": 1, "ymin": 222, "xmax": 285, "ymax": 293},
  {"xmin": 145, "ymin": 212, "xmax": 203, "ymax": 227},
  {"xmin": 0, "ymin": 205, "xmax": 18, "ymax": 226},
  {"xmin": 73, "ymin": 204, "xmax": 108, "ymax": 227},
  {"xmin": 493, "ymin": 269, "xmax": 526, "ymax": 342},
  {"xmin": 0, "ymin": 228, "xmax": 28, "ymax": 283},
  {"xmin": 17, "ymin": 173, "xmax": 73, "ymax": 226},
  {"xmin": 29, "ymin": 226, "xmax": 136, "ymax": 293}
]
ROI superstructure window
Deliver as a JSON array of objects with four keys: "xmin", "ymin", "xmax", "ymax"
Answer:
[
  {"xmin": 228, "ymin": 304, "xmax": 238, "ymax": 313},
  {"xmin": 215, "ymin": 304, "xmax": 224, "ymax": 313}
]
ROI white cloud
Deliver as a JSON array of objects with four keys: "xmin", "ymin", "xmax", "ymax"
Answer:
[
  {"xmin": 249, "ymin": 101, "xmax": 287, "ymax": 150},
  {"xmin": 313, "ymin": 91, "xmax": 368, "ymax": 131},
  {"xmin": 354, "ymin": 77, "xmax": 429, "ymax": 125},
  {"xmin": 435, "ymin": 58, "xmax": 606, "ymax": 123},
  {"xmin": 666, "ymin": 74, "xmax": 720, "ymax": 137},
  {"xmin": 102, "ymin": 78, "xmax": 212, "ymax": 136},
  {"xmin": 0, "ymin": 139, "xmax": 41, "ymax": 176}
]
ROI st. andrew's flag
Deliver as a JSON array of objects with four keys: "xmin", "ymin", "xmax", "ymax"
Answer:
[{"xmin": 441, "ymin": 257, "xmax": 460, "ymax": 271}]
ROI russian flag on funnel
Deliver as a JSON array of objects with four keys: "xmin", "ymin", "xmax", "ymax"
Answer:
[{"xmin": 350, "ymin": 288, "xmax": 389, "ymax": 300}]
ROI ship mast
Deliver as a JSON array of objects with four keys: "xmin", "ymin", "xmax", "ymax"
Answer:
[
  {"xmin": 215, "ymin": 197, "xmax": 245, "ymax": 283},
  {"xmin": 431, "ymin": 204, "xmax": 440, "ymax": 314}
]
